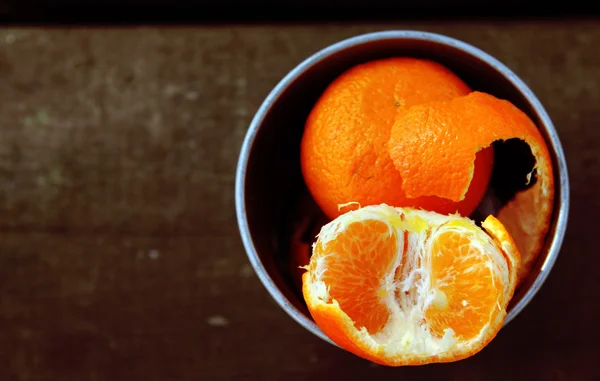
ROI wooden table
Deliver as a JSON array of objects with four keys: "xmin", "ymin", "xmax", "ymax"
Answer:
[{"xmin": 0, "ymin": 22, "xmax": 598, "ymax": 380}]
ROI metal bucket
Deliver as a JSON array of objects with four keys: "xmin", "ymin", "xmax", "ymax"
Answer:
[{"xmin": 235, "ymin": 30, "xmax": 570, "ymax": 347}]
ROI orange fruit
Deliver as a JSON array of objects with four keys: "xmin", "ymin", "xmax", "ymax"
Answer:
[
  {"xmin": 300, "ymin": 58, "xmax": 494, "ymax": 220},
  {"xmin": 301, "ymin": 204, "xmax": 520, "ymax": 366},
  {"xmin": 388, "ymin": 91, "xmax": 554, "ymax": 283}
]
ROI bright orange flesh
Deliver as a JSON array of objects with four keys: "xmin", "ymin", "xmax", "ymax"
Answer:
[
  {"xmin": 300, "ymin": 58, "xmax": 494, "ymax": 220},
  {"xmin": 302, "ymin": 205, "xmax": 520, "ymax": 366},
  {"xmin": 318, "ymin": 220, "xmax": 397, "ymax": 334},
  {"xmin": 426, "ymin": 230, "xmax": 503, "ymax": 339}
]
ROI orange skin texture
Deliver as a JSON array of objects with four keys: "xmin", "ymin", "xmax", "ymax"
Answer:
[
  {"xmin": 389, "ymin": 91, "xmax": 554, "ymax": 282},
  {"xmin": 300, "ymin": 58, "xmax": 494, "ymax": 220},
  {"xmin": 302, "ymin": 210, "xmax": 520, "ymax": 366}
]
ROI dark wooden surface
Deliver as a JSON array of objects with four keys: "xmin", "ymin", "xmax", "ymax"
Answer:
[{"xmin": 0, "ymin": 22, "xmax": 599, "ymax": 380}]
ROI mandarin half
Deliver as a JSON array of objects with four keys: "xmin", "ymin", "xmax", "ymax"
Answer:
[{"xmin": 302, "ymin": 204, "xmax": 520, "ymax": 366}]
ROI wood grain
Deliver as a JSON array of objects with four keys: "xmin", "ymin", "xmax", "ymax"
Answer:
[{"xmin": 0, "ymin": 23, "xmax": 598, "ymax": 380}]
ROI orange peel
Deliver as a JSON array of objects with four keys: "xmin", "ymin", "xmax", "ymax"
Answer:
[{"xmin": 388, "ymin": 91, "xmax": 554, "ymax": 282}]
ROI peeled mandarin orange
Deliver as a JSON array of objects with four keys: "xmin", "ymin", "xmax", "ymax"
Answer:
[
  {"xmin": 300, "ymin": 58, "xmax": 494, "ymax": 220},
  {"xmin": 301, "ymin": 204, "xmax": 520, "ymax": 366},
  {"xmin": 388, "ymin": 91, "xmax": 554, "ymax": 283}
]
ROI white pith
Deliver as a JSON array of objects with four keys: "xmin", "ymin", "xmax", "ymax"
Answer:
[{"xmin": 306, "ymin": 204, "xmax": 512, "ymax": 357}]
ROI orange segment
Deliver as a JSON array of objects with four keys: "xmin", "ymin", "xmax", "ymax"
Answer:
[
  {"xmin": 318, "ymin": 220, "xmax": 397, "ymax": 334},
  {"xmin": 302, "ymin": 204, "xmax": 520, "ymax": 366},
  {"xmin": 426, "ymin": 226, "xmax": 506, "ymax": 340},
  {"xmin": 388, "ymin": 91, "xmax": 554, "ymax": 283}
]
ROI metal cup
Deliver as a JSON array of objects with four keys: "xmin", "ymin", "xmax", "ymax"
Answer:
[{"xmin": 235, "ymin": 30, "xmax": 570, "ymax": 347}]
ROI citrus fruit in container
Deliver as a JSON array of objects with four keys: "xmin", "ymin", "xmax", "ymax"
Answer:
[
  {"xmin": 300, "ymin": 58, "xmax": 554, "ymax": 286},
  {"xmin": 298, "ymin": 54, "xmax": 556, "ymax": 364},
  {"xmin": 236, "ymin": 31, "xmax": 569, "ymax": 367}
]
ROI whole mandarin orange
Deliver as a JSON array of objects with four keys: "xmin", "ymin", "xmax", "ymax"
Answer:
[{"xmin": 300, "ymin": 58, "xmax": 494, "ymax": 220}]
